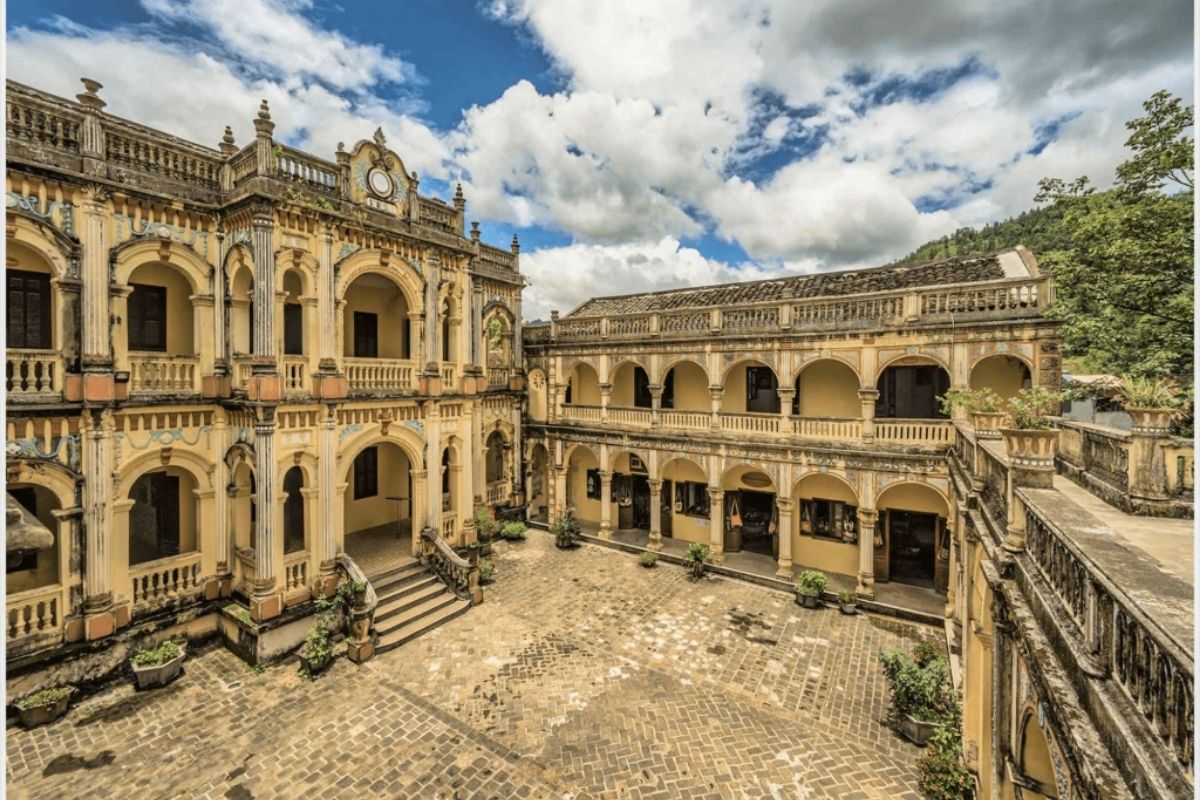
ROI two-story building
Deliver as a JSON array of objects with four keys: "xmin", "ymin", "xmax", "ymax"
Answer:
[
  {"xmin": 5, "ymin": 78, "xmax": 523, "ymax": 673},
  {"xmin": 522, "ymin": 247, "xmax": 1059, "ymax": 604}
]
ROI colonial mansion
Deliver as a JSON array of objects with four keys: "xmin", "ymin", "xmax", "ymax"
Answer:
[{"xmin": 5, "ymin": 78, "xmax": 1193, "ymax": 800}]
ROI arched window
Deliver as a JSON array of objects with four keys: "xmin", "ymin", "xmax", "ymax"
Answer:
[
  {"xmin": 441, "ymin": 299, "xmax": 454, "ymax": 362},
  {"xmin": 129, "ymin": 469, "xmax": 198, "ymax": 564}
]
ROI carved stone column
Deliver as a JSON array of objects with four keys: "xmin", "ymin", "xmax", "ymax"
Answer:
[
  {"xmin": 551, "ymin": 466, "xmax": 567, "ymax": 527},
  {"xmin": 708, "ymin": 487, "xmax": 724, "ymax": 563},
  {"xmin": 599, "ymin": 471, "xmax": 613, "ymax": 539},
  {"xmin": 511, "ymin": 406, "xmax": 523, "ymax": 503},
  {"xmin": 777, "ymin": 388, "xmax": 795, "ymax": 433},
  {"xmin": 599, "ymin": 383, "xmax": 612, "ymax": 423},
  {"xmin": 79, "ymin": 188, "xmax": 111, "ymax": 372},
  {"xmin": 856, "ymin": 508, "xmax": 878, "ymax": 598},
  {"xmin": 709, "ymin": 386, "xmax": 724, "ymax": 429},
  {"xmin": 212, "ymin": 410, "xmax": 231, "ymax": 594},
  {"xmin": 251, "ymin": 408, "xmax": 281, "ymax": 621},
  {"xmin": 425, "ymin": 401, "xmax": 442, "ymax": 533},
  {"xmin": 317, "ymin": 222, "xmax": 337, "ymax": 372},
  {"xmin": 318, "ymin": 405, "xmax": 338, "ymax": 584},
  {"xmin": 649, "ymin": 385, "xmax": 662, "ymax": 427},
  {"xmin": 648, "ymin": 479, "xmax": 663, "ymax": 551},
  {"xmin": 859, "ymin": 389, "xmax": 879, "ymax": 444},
  {"xmin": 82, "ymin": 408, "xmax": 116, "ymax": 638},
  {"xmin": 251, "ymin": 209, "xmax": 276, "ymax": 365},
  {"xmin": 775, "ymin": 498, "xmax": 794, "ymax": 579}
]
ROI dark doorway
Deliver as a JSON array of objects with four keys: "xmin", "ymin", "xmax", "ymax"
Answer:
[
  {"xmin": 353, "ymin": 311, "xmax": 378, "ymax": 357},
  {"xmin": 129, "ymin": 471, "xmax": 181, "ymax": 564},
  {"xmin": 631, "ymin": 475, "xmax": 650, "ymax": 530},
  {"xmin": 283, "ymin": 466, "xmax": 305, "ymax": 554},
  {"xmin": 661, "ymin": 479, "xmax": 673, "ymax": 537},
  {"xmin": 127, "ymin": 283, "xmax": 167, "ymax": 352},
  {"xmin": 283, "ymin": 303, "xmax": 304, "ymax": 355},
  {"xmin": 875, "ymin": 365, "xmax": 950, "ymax": 418},
  {"xmin": 741, "ymin": 490, "xmax": 776, "ymax": 555},
  {"xmin": 887, "ymin": 510, "xmax": 938, "ymax": 588},
  {"xmin": 745, "ymin": 366, "xmax": 780, "ymax": 413}
]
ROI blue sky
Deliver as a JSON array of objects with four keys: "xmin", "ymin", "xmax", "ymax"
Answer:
[{"xmin": 7, "ymin": 0, "xmax": 1193, "ymax": 318}]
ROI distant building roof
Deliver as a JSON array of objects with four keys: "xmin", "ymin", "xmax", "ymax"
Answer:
[
  {"xmin": 7, "ymin": 493, "xmax": 54, "ymax": 552},
  {"xmin": 567, "ymin": 248, "xmax": 1033, "ymax": 317}
]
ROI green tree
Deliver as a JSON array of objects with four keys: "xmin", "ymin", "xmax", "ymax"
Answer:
[{"xmin": 1035, "ymin": 91, "xmax": 1194, "ymax": 383}]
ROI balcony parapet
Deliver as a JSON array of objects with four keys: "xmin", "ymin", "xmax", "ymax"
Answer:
[{"xmin": 524, "ymin": 275, "xmax": 1050, "ymax": 347}]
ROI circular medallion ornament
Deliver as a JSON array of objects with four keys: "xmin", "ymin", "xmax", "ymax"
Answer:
[{"xmin": 367, "ymin": 167, "xmax": 393, "ymax": 198}]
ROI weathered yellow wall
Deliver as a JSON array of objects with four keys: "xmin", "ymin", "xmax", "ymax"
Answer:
[
  {"xmin": 1020, "ymin": 712, "xmax": 1057, "ymax": 796},
  {"xmin": 528, "ymin": 370, "xmax": 548, "ymax": 421},
  {"xmin": 798, "ymin": 360, "xmax": 859, "ymax": 417},
  {"xmin": 344, "ymin": 445, "xmax": 412, "ymax": 535},
  {"xmin": 792, "ymin": 474, "xmax": 858, "ymax": 575},
  {"xmin": 567, "ymin": 448, "xmax": 600, "ymax": 522},
  {"xmin": 128, "ymin": 263, "xmax": 194, "ymax": 353},
  {"xmin": 669, "ymin": 361, "xmax": 710, "ymax": 410},
  {"xmin": 971, "ymin": 355, "xmax": 1030, "ymax": 399},
  {"xmin": 610, "ymin": 363, "xmax": 637, "ymax": 406},
  {"xmin": 569, "ymin": 364, "xmax": 601, "ymax": 405},
  {"xmin": 877, "ymin": 483, "xmax": 948, "ymax": 515},
  {"xmin": 721, "ymin": 364, "xmax": 750, "ymax": 412},
  {"xmin": 343, "ymin": 277, "xmax": 408, "ymax": 359}
]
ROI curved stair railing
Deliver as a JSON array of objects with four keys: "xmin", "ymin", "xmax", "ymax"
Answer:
[
  {"xmin": 419, "ymin": 526, "xmax": 483, "ymax": 606},
  {"xmin": 336, "ymin": 554, "xmax": 379, "ymax": 663}
]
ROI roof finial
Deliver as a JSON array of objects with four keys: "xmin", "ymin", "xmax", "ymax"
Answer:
[
  {"xmin": 219, "ymin": 125, "xmax": 237, "ymax": 155},
  {"xmin": 76, "ymin": 77, "xmax": 106, "ymax": 111},
  {"xmin": 511, "ymin": 234, "xmax": 520, "ymax": 255},
  {"xmin": 254, "ymin": 99, "xmax": 275, "ymax": 137}
]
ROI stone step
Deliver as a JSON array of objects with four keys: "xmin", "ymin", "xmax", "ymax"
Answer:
[
  {"xmin": 376, "ymin": 596, "xmax": 470, "ymax": 653},
  {"xmin": 373, "ymin": 577, "xmax": 446, "ymax": 623},
  {"xmin": 375, "ymin": 589, "xmax": 460, "ymax": 637},
  {"xmin": 368, "ymin": 561, "xmax": 427, "ymax": 595}
]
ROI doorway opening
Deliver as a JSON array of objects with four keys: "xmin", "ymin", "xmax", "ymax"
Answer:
[
  {"xmin": 887, "ymin": 509, "xmax": 938, "ymax": 588},
  {"xmin": 727, "ymin": 490, "xmax": 776, "ymax": 556}
]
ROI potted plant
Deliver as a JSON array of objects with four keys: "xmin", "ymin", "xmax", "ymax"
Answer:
[
  {"xmin": 473, "ymin": 509, "xmax": 497, "ymax": 555},
  {"xmin": 1001, "ymin": 386, "xmax": 1066, "ymax": 466},
  {"xmin": 877, "ymin": 647, "xmax": 954, "ymax": 747},
  {"xmin": 837, "ymin": 588, "xmax": 858, "ymax": 615},
  {"xmin": 941, "ymin": 387, "xmax": 1006, "ymax": 438},
  {"xmin": 794, "ymin": 570, "xmax": 828, "ymax": 608},
  {"xmin": 553, "ymin": 506, "xmax": 582, "ymax": 549},
  {"xmin": 1118, "ymin": 375, "xmax": 1182, "ymax": 433},
  {"xmin": 478, "ymin": 559, "xmax": 495, "ymax": 584},
  {"xmin": 131, "ymin": 640, "xmax": 187, "ymax": 689},
  {"xmin": 683, "ymin": 542, "xmax": 709, "ymax": 578},
  {"xmin": 639, "ymin": 552, "xmax": 658, "ymax": 569},
  {"xmin": 499, "ymin": 520, "xmax": 527, "ymax": 541},
  {"xmin": 14, "ymin": 687, "xmax": 73, "ymax": 729}
]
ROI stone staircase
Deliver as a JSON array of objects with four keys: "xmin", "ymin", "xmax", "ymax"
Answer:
[{"xmin": 369, "ymin": 559, "xmax": 470, "ymax": 654}]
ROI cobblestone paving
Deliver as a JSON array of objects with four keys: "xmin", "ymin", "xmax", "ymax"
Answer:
[{"xmin": 7, "ymin": 533, "xmax": 943, "ymax": 799}]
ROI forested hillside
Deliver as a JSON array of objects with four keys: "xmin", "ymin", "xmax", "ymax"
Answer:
[{"xmin": 898, "ymin": 202, "xmax": 1075, "ymax": 264}]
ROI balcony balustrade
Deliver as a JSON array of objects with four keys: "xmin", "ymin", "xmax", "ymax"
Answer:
[
  {"xmin": 344, "ymin": 357, "xmax": 414, "ymax": 394},
  {"xmin": 128, "ymin": 353, "xmax": 199, "ymax": 395},
  {"xmin": 130, "ymin": 552, "xmax": 202, "ymax": 612},
  {"xmin": 6, "ymin": 584, "xmax": 62, "ymax": 647},
  {"xmin": 6, "ymin": 349, "xmax": 61, "ymax": 399},
  {"xmin": 282, "ymin": 356, "xmax": 308, "ymax": 395},
  {"xmin": 283, "ymin": 550, "xmax": 310, "ymax": 601}
]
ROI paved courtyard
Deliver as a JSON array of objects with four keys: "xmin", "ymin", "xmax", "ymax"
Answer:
[{"xmin": 7, "ymin": 533, "xmax": 943, "ymax": 799}]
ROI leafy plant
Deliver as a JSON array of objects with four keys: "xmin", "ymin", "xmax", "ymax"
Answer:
[
  {"xmin": 683, "ymin": 542, "xmax": 710, "ymax": 577},
  {"xmin": 300, "ymin": 581, "xmax": 351, "ymax": 677},
  {"xmin": 837, "ymin": 588, "xmax": 856, "ymax": 605},
  {"xmin": 15, "ymin": 687, "xmax": 71, "ymax": 710},
  {"xmin": 474, "ymin": 509, "xmax": 499, "ymax": 540},
  {"xmin": 498, "ymin": 521, "xmax": 527, "ymax": 541},
  {"xmin": 938, "ymin": 387, "xmax": 1003, "ymax": 416},
  {"xmin": 131, "ymin": 640, "xmax": 183, "ymax": 667},
  {"xmin": 553, "ymin": 506, "xmax": 582, "ymax": 547},
  {"xmin": 1118, "ymin": 375, "xmax": 1183, "ymax": 409},
  {"xmin": 1004, "ymin": 386, "xmax": 1066, "ymax": 430},
  {"xmin": 877, "ymin": 648, "xmax": 955, "ymax": 723},
  {"xmin": 795, "ymin": 569, "xmax": 828, "ymax": 597},
  {"xmin": 639, "ymin": 552, "xmax": 658, "ymax": 568},
  {"xmin": 916, "ymin": 704, "xmax": 975, "ymax": 800},
  {"xmin": 478, "ymin": 559, "xmax": 495, "ymax": 583}
]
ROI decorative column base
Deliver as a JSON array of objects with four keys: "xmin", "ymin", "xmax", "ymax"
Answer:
[
  {"xmin": 774, "ymin": 559, "xmax": 793, "ymax": 581},
  {"xmin": 647, "ymin": 531, "xmax": 663, "ymax": 551},
  {"xmin": 1001, "ymin": 527, "xmax": 1026, "ymax": 553},
  {"xmin": 855, "ymin": 573, "xmax": 875, "ymax": 599},
  {"xmin": 345, "ymin": 606, "xmax": 375, "ymax": 664},
  {"xmin": 598, "ymin": 523, "xmax": 612, "ymax": 541},
  {"xmin": 250, "ymin": 587, "xmax": 282, "ymax": 623},
  {"xmin": 709, "ymin": 545, "xmax": 724, "ymax": 565}
]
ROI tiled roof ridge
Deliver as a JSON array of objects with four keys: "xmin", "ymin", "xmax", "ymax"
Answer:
[{"xmin": 566, "ymin": 247, "xmax": 1020, "ymax": 318}]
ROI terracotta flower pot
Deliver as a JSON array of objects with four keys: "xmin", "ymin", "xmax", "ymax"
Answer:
[
  {"xmin": 1000, "ymin": 428, "xmax": 1059, "ymax": 469},
  {"xmin": 970, "ymin": 411, "xmax": 1007, "ymax": 440}
]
